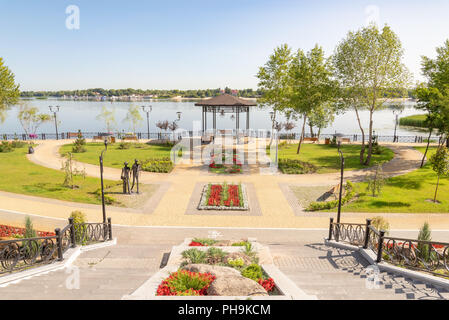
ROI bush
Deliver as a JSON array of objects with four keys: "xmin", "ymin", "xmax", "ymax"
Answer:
[
  {"xmin": 72, "ymin": 130, "xmax": 86, "ymax": 153},
  {"xmin": 205, "ymin": 247, "xmax": 227, "ymax": 265},
  {"xmin": 0, "ymin": 141, "xmax": 13, "ymax": 153},
  {"xmin": 370, "ymin": 216, "xmax": 390, "ymax": 233},
  {"xmin": 232, "ymin": 241, "xmax": 250, "ymax": 247},
  {"xmin": 156, "ymin": 270, "xmax": 216, "ymax": 296},
  {"xmin": 307, "ymin": 181, "xmax": 355, "ymax": 211},
  {"xmin": 70, "ymin": 210, "xmax": 87, "ymax": 243},
  {"xmin": 227, "ymin": 257, "xmax": 245, "ymax": 268},
  {"xmin": 241, "ymin": 264, "xmax": 263, "ymax": 281},
  {"xmin": 118, "ymin": 142, "xmax": 131, "ymax": 150},
  {"xmin": 24, "ymin": 216, "xmax": 37, "ymax": 239},
  {"xmin": 11, "ymin": 140, "xmax": 27, "ymax": 148},
  {"xmin": 141, "ymin": 158, "xmax": 174, "ymax": 173},
  {"xmin": 278, "ymin": 159, "xmax": 317, "ymax": 174},
  {"xmin": 417, "ymin": 222, "xmax": 432, "ymax": 261},
  {"xmin": 181, "ymin": 249, "xmax": 207, "ymax": 264},
  {"xmin": 191, "ymin": 238, "xmax": 218, "ymax": 246}
]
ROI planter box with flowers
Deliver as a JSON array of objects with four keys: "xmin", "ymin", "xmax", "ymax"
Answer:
[
  {"xmin": 209, "ymin": 153, "xmax": 242, "ymax": 174},
  {"xmin": 198, "ymin": 183, "xmax": 249, "ymax": 211},
  {"xmin": 123, "ymin": 238, "xmax": 316, "ymax": 300}
]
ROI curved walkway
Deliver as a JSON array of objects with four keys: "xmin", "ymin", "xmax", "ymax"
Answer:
[{"xmin": 1, "ymin": 139, "xmax": 447, "ymax": 229}]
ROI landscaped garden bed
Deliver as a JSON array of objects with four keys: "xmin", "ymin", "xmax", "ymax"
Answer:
[
  {"xmin": 0, "ymin": 224, "xmax": 55, "ymax": 239},
  {"xmin": 124, "ymin": 238, "xmax": 314, "ymax": 299},
  {"xmin": 209, "ymin": 153, "xmax": 242, "ymax": 174},
  {"xmin": 198, "ymin": 183, "xmax": 249, "ymax": 211}
]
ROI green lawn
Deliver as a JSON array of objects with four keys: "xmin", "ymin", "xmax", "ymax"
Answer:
[
  {"xmin": 339, "ymin": 147, "xmax": 449, "ymax": 213},
  {"xmin": 272, "ymin": 143, "xmax": 395, "ymax": 173},
  {"xmin": 60, "ymin": 142, "xmax": 172, "ymax": 169},
  {"xmin": 0, "ymin": 146, "xmax": 117, "ymax": 204}
]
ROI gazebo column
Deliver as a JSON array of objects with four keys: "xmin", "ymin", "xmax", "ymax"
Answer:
[
  {"xmin": 202, "ymin": 107, "xmax": 205, "ymax": 133},
  {"xmin": 246, "ymin": 107, "xmax": 249, "ymax": 131},
  {"xmin": 213, "ymin": 108, "xmax": 217, "ymax": 131}
]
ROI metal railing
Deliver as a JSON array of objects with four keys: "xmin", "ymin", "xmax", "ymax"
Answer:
[
  {"xmin": 0, "ymin": 217, "xmax": 113, "ymax": 275},
  {"xmin": 0, "ymin": 131, "xmax": 443, "ymax": 144},
  {"xmin": 328, "ymin": 218, "xmax": 449, "ymax": 278}
]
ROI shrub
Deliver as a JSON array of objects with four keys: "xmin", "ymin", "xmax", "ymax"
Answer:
[
  {"xmin": 307, "ymin": 181, "xmax": 355, "ymax": 211},
  {"xmin": 232, "ymin": 241, "xmax": 250, "ymax": 247},
  {"xmin": 118, "ymin": 141, "xmax": 131, "ymax": 149},
  {"xmin": 141, "ymin": 158, "xmax": 174, "ymax": 173},
  {"xmin": 205, "ymin": 247, "xmax": 227, "ymax": 265},
  {"xmin": 241, "ymin": 264, "xmax": 263, "ymax": 281},
  {"xmin": 70, "ymin": 210, "xmax": 87, "ymax": 243},
  {"xmin": 0, "ymin": 141, "xmax": 13, "ymax": 153},
  {"xmin": 227, "ymin": 258, "xmax": 245, "ymax": 268},
  {"xmin": 72, "ymin": 130, "xmax": 86, "ymax": 153},
  {"xmin": 278, "ymin": 159, "xmax": 317, "ymax": 174},
  {"xmin": 181, "ymin": 249, "xmax": 206, "ymax": 264},
  {"xmin": 366, "ymin": 162, "xmax": 386, "ymax": 197},
  {"xmin": 191, "ymin": 238, "xmax": 218, "ymax": 246},
  {"xmin": 417, "ymin": 222, "xmax": 432, "ymax": 261},
  {"xmin": 370, "ymin": 216, "xmax": 390, "ymax": 233},
  {"xmin": 24, "ymin": 216, "xmax": 37, "ymax": 239},
  {"xmin": 10, "ymin": 140, "xmax": 27, "ymax": 148}
]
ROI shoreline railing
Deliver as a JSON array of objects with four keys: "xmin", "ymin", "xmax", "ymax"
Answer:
[
  {"xmin": 328, "ymin": 218, "xmax": 449, "ymax": 279},
  {"xmin": 0, "ymin": 131, "xmax": 443, "ymax": 144},
  {"xmin": 0, "ymin": 217, "xmax": 113, "ymax": 275}
]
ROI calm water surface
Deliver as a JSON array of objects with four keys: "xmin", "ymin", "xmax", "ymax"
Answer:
[{"xmin": 0, "ymin": 99, "xmax": 426, "ymax": 136}]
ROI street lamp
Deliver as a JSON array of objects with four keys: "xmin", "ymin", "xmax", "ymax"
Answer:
[
  {"xmin": 99, "ymin": 139, "xmax": 108, "ymax": 224},
  {"xmin": 336, "ymin": 150, "xmax": 345, "ymax": 224},
  {"xmin": 392, "ymin": 107, "xmax": 403, "ymax": 143},
  {"xmin": 49, "ymin": 106, "xmax": 60, "ymax": 140},
  {"xmin": 176, "ymin": 111, "xmax": 182, "ymax": 121},
  {"xmin": 141, "ymin": 105, "xmax": 152, "ymax": 139}
]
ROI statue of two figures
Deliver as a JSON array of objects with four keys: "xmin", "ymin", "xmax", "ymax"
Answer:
[{"xmin": 121, "ymin": 159, "xmax": 141, "ymax": 194}]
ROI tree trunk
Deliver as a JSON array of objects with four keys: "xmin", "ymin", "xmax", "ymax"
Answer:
[
  {"xmin": 296, "ymin": 115, "xmax": 307, "ymax": 154},
  {"xmin": 434, "ymin": 175, "xmax": 440, "ymax": 202},
  {"xmin": 421, "ymin": 128, "xmax": 433, "ymax": 168},
  {"xmin": 317, "ymin": 127, "xmax": 321, "ymax": 143},
  {"xmin": 364, "ymin": 109, "xmax": 374, "ymax": 166},
  {"xmin": 354, "ymin": 107, "xmax": 366, "ymax": 164},
  {"xmin": 309, "ymin": 124, "xmax": 314, "ymax": 138}
]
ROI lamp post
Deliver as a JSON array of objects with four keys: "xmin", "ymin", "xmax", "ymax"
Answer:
[
  {"xmin": 176, "ymin": 111, "xmax": 182, "ymax": 121},
  {"xmin": 49, "ymin": 106, "xmax": 60, "ymax": 140},
  {"xmin": 99, "ymin": 139, "xmax": 108, "ymax": 224},
  {"xmin": 337, "ymin": 150, "xmax": 345, "ymax": 224},
  {"xmin": 141, "ymin": 105, "xmax": 152, "ymax": 139}
]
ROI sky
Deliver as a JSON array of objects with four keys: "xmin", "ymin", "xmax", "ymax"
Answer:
[{"xmin": 1, "ymin": 0, "xmax": 449, "ymax": 91}]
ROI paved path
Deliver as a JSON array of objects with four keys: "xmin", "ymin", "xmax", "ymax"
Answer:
[
  {"xmin": 1, "ymin": 227, "xmax": 448, "ymax": 300},
  {"xmin": 1, "ymin": 139, "xmax": 447, "ymax": 230}
]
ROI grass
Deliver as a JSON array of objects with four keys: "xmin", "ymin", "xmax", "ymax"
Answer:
[
  {"xmin": 0, "ymin": 146, "xmax": 117, "ymax": 204},
  {"xmin": 337, "ymin": 147, "xmax": 449, "ymax": 213},
  {"xmin": 399, "ymin": 114, "xmax": 427, "ymax": 128},
  {"xmin": 271, "ymin": 143, "xmax": 395, "ymax": 173},
  {"xmin": 59, "ymin": 142, "xmax": 172, "ymax": 169}
]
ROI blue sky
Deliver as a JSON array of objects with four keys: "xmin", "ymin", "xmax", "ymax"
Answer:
[{"xmin": 1, "ymin": 0, "xmax": 449, "ymax": 91}]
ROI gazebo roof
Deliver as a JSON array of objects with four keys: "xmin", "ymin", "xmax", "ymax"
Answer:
[{"xmin": 195, "ymin": 94, "xmax": 257, "ymax": 107}]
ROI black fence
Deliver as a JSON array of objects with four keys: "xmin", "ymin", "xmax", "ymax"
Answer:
[
  {"xmin": 0, "ymin": 130, "xmax": 443, "ymax": 144},
  {"xmin": 0, "ymin": 217, "xmax": 113, "ymax": 275},
  {"xmin": 328, "ymin": 218, "xmax": 449, "ymax": 279}
]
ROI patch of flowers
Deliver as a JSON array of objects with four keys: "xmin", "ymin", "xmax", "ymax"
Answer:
[
  {"xmin": 0, "ymin": 224, "xmax": 55, "ymax": 238},
  {"xmin": 258, "ymin": 278, "xmax": 275, "ymax": 292},
  {"xmin": 209, "ymin": 153, "xmax": 242, "ymax": 174},
  {"xmin": 199, "ymin": 183, "xmax": 247, "ymax": 210},
  {"xmin": 156, "ymin": 270, "xmax": 216, "ymax": 296}
]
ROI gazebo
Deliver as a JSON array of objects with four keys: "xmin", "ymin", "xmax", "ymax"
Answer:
[{"xmin": 195, "ymin": 94, "xmax": 257, "ymax": 133}]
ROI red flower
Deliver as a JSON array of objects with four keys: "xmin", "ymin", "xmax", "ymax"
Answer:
[{"xmin": 258, "ymin": 278, "xmax": 275, "ymax": 292}]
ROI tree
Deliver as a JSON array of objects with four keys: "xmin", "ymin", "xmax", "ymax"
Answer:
[
  {"xmin": 124, "ymin": 105, "xmax": 143, "ymax": 133},
  {"xmin": 17, "ymin": 103, "xmax": 51, "ymax": 135},
  {"xmin": 307, "ymin": 103, "xmax": 336, "ymax": 141},
  {"xmin": 96, "ymin": 106, "xmax": 116, "ymax": 132},
  {"xmin": 420, "ymin": 40, "xmax": 449, "ymax": 148},
  {"xmin": 257, "ymin": 44, "xmax": 292, "ymax": 144},
  {"xmin": 429, "ymin": 147, "xmax": 449, "ymax": 203},
  {"xmin": 156, "ymin": 120, "xmax": 169, "ymax": 141},
  {"xmin": 168, "ymin": 121, "xmax": 179, "ymax": 142},
  {"xmin": 417, "ymin": 222, "xmax": 432, "ymax": 261},
  {"xmin": 366, "ymin": 162, "xmax": 386, "ymax": 197},
  {"xmin": 0, "ymin": 57, "xmax": 20, "ymax": 123},
  {"xmin": 284, "ymin": 121, "xmax": 296, "ymax": 142},
  {"xmin": 288, "ymin": 45, "xmax": 336, "ymax": 154},
  {"xmin": 332, "ymin": 24, "xmax": 411, "ymax": 165}
]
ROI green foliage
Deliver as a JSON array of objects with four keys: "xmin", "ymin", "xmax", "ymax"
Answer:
[
  {"xmin": 192, "ymin": 238, "xmax": 218, "ymax": 246},
  {"xmin": 417, "ymin": 222, "xmax": 432, "ymax": 261},
  {"xmin": 0, "ymin": 141, "xmax": 13, "ymax": 153},
  {"xmin": 17, "ymin": 103, "xmax": 52, "ymax": 135},
  {"xmin": 277, "ymin": 158, "xmax": 317, "ymax": 174},
  {"xmin": 429, "ymin": 147, "xmax": 449, "ymax": 202},
  {"xmin": 241, "ymin": 264, "xmax": 263, "ymax": 281},
  {"xmin": 166, "ymin": 270, "xmax": 212, "ymax": 293},
  {"xmin": 24, "ymin": 216, "xmax": 37, "ymax": 239},
  {"xmin": 96, "ymin": 106, "xmax": 116, "ymax": 132},
  {"xmin": 61, "ymin": 152, "xmax": 86, "ymax": 188},
  {"xmin": 227, "ymin": 258, "xmax": 245, "ymax": 268},
  {"xmin": 118, "ymin": 141, "xmax": 131, "ymax": 150},
  {"xmin": 366, "ymin": 162, "xmax": 386, "ymax": 197},
  {"xmin": 370, "ymin": 216, "xmax": 390, "ymax": 233},
  {"xmin": 141, "ymin": 158, "xmax": 173, "ymax": 173},
  {"xmin": 70, "ymin": 210, "xmax": 87, "ymax": 224},
  {"xmin": 399, "ymin": 114, "xmax": 427, "ymax": 128},
  {"xmin": 307, "ymin": 181, "xmax": 355, "ymax": 211},
  {"xmin": 181, "ymin": 249, "xmax": 207, "ymax": 264},
  {"xmin": 231, "ymin": 241, "xmax": 250, "ymax": 247},
  {"xmin": 0, "ymin": 57, "xmax": 20, "ymax": 123},
  {"xmin": 205, "ymin": 247, "xmax": 227, "ymax": 265},
  {"xmin": 72, "ymin": 130, "xmax": 86, "ymax": 153},
  {"xmin": 124, "ymin": 105, "xmax": 143, "ymax": 133}
]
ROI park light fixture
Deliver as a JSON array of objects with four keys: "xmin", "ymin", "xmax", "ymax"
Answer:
[
  {"xmin": 48, "ymin": 106, "xmax": 60, "ymax": 140},
  {"xmin": 141, "ymin": 105, "xmax": 152, "ymax": 139},
  {"xmin": 99, "ymin": 138, "xmax": 108, "ymax": 224},
  {"xmin": 176, "ymin": 111, "xmax": 182, "ymax": 121}
]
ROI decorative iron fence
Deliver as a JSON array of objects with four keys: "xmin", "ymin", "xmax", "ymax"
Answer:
[
  {"xmin": 0, "ymin": 217, "xmax": 113, "ymax": 275},
  {"xmin": 0, "ymin": 130, "xmax": 443, "ymax": 144},
  {"xmin": 328, "ymin": 218, "xmax": 449, "ymax": 279}
]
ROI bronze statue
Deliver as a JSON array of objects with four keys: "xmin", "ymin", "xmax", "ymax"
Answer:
[
  {"xmin": 131, "ymin": 159, "xmax": 141, "ymax": 194},
  {"xmin": 121, "ymin": 162, "xmax": 131, "ymax": 194}
]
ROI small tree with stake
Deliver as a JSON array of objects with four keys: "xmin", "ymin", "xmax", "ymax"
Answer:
[
  {"xmin": 429, "ymin": 146, "xmax": 449, "ymax": 203},
  {"xmin": 366, "ymin": 162, "xmax": 386, "ymax": 197}
]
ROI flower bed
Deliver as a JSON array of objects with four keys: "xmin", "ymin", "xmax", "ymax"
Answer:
[
  {"xmin": 189, "ymin": 238, "xmax": 251, "ymax": 247},
  {"xmin": 156, "ymin": 270, "xmax": 216, "ymax": 296},
  {"xmin": 209, "ymin": 154, "xmax": 242, "ymax": 174},
  {"xmin": 198, "ymin": 183, "xmax": 249, "ymax": 211},
  {"xmin": 0, "ymin": 224, "xmax": 55, "ymax": 238}
]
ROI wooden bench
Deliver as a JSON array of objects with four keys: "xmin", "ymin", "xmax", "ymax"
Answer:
[
  {"xmin": 122, "ymin": 136, "xmax": 138, "ymax": 141},
  {"xmin": 303, "ymin": 137, "xmax": 318, "ymax": 143},
  {"xmin": 340, "ymin": 138, "xmax": 351, "ymax": 143},
  {"xmin": 67, "ymin": 132, "xmax": 80, "ymax": 138}
]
